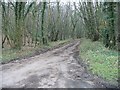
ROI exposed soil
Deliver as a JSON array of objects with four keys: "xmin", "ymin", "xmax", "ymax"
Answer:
[{"xmin": 0, "ymin": 40, "xmax": 119, "ymax": 88}]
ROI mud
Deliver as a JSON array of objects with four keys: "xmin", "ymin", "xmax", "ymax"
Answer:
[{"xmin": 1, "ymin": 40, "xmax": 118, "ymax": 88}]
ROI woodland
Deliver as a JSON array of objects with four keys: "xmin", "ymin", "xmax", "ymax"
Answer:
[
  {"xmin": 1, "ymin": 0, "xmax": 120, "ymax": 88},
  {"xmin": 1, "ymin": 1, "xmax": 120, "ymax": 50}
]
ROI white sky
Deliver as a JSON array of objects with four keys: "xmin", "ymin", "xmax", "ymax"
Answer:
[
  {"xmin": 2, "ymin": 0, "xmax": 120, "ymax": 2},
  {"xmin": 2, "ymin": 0, "xmax": 80, "ymax": 2}
]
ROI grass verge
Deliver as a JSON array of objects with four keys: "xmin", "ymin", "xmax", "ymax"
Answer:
[
  {"xmin": 79, "ymin": 38, "xmax": 119, "ymax": 84},
  {"xmin": 2, "ymin": 39, "xmax": 71, "ymax": 63}
]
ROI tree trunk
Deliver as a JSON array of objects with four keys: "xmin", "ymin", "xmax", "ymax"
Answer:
[
  {"xmin": 117, "ymin": 2, "xmax": 120, "ymax": 51},
  {"xmin": 41, "ymin": 2, "xmax": 47, "ymax": 44}
]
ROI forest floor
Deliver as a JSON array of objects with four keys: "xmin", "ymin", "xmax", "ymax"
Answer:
[{"xmin": 0, "ymin": 40, "xmax": 119, "ymax": 88}]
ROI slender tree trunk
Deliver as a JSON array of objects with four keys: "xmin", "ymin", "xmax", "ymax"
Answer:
[
  {"xmin": 117, "ymin": 2, "xmax": 120, "ymax": 51},
  {"xmin": 41, "ymin": 2, "xmax": 47, "ymax": 44}
]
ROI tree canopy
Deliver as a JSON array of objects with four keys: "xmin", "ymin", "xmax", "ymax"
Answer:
[{"xmin": 1, "ymin": 0, "xmax": 119, "ymax": 50}]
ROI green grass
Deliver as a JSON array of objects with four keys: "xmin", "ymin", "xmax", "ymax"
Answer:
[
  {"xmin": 2, "ymin": 39, "xmax": 71, "ymax": 63},
  {"xmin": 79, "ymin": 38, "xmax": 119, "ymax": 83}
]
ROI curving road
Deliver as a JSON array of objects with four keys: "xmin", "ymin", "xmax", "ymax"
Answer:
[{"xmin": 1, "ymin": 40, "xmax": 114, "ymax": 88}]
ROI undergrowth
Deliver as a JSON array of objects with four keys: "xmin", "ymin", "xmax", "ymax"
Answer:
[
  {"xmin": 2, "ymin": 39, "xmax": 70, "ymax": 63},
  {"xmin": 79, "ymin": 38, "xmax": 118, "ymax": 84}
]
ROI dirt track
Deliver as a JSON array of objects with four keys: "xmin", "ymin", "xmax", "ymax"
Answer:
[{"xmin": 0, "ymin": 40, "xmax": 117, "ymax": 88}]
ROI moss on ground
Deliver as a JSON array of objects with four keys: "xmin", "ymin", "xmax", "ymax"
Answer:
[
  {"xmin": 2, "ymin": 39, "xmax": 71, "ymax": 63},
  {"xmin": 79, "ymin": 38, "xmax": 118, "ymax": 83}
]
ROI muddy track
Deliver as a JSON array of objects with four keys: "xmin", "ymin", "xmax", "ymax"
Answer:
[{"xmin": 0, "ymin": 40, "xmax": 118, "ymax": 88}]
